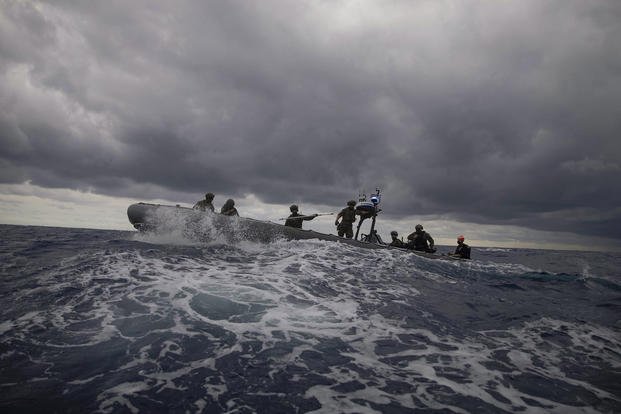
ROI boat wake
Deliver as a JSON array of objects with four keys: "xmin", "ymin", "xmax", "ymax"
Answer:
[{"xmin": 1, "ymin": 225, "xmax": 620, "ymax": 413}]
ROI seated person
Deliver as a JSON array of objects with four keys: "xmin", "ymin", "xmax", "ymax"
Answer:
[
  {"xmin": 193, "ymin": 192, "xmax": 215, "ymax": 212},
  {"xmin": 389, "ymin": 230, "xmax": 405, "ymax": 248},
  {"xmin": 406, "ymin": 224, "xmax": 436, "ymax": 253},
  {"xmin": 451, "ymin": 235, "xmax": 471, "ymax": 259},
  {"xmin": 220, "ymin": 199, "xmax": 239, "ymax": 216}
]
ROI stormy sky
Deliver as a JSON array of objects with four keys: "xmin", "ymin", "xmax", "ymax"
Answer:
[{"xmin": 1, "ymin": 1, "xmax": 620, "ymax": 248}]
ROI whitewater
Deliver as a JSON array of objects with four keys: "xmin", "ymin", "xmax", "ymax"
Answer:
[{"xmin": 1, "ymin": 223, "xmax": 620, "ymax": 413}]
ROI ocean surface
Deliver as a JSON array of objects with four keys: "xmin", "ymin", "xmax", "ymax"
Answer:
[{"xmin": 1, "ymin": 223, "xmax": 620, "ymax": 413}]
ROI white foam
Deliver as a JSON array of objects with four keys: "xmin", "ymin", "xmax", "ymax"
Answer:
[{"xmin": 6, "ymin": 234, "xmax": 618, "ymax": 412}]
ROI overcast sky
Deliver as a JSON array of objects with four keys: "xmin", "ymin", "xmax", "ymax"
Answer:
[{"xmin": 1, "ymin": 1, "xmax": 620, "ymax": 250}]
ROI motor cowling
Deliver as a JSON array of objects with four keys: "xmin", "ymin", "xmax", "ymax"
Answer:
[{"xmin": 355, "ymin": 201, "xmax": 376, "ymax": 218}]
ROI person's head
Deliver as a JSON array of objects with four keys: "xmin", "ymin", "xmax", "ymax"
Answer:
[
  {"xmin": 390, "ymin": 230, "xmax": 398, "ymax": 238},
  {"xmin": 415, "ymin": 224, "xmax": 423, "ymax": 232},
  {"xmin": 205, "ymin": 192, "xmax": 214, "ymax": 201},
  {"xmin": 347, "ymin": 200, "xmax": 356, "ymax": 207},
  {"xmin": 224, "ymin": 199, "xmax": 234, "ymax": 208},
  {"xmin": 290, "ymin": 204, "xmax": 298, "ymax": 212},
  {"xmin": 457, "ymin": 235, "xmax": 465, "ymax": 244}
]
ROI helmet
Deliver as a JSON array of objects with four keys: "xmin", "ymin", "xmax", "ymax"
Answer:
[
  {"xmin": 347, "ymin": 200, "xmax": 356, "ymax": 206},
  {"xmin": 457, "ymin": 235, "xmax": 465, "ymax": 241},
  {"xmin": 370, "ymin": 195, "xmax": 379, "ymax": 204},
  {"xmin": 390, "ymin": 230, "xmax": 398, "ymax": 236},
  {"xmin": 290, "ymin": 204, "xmax": 298, "ymax": 212},
  {"xmin": 415, "ymin": 224, "xmax": 423, "ymax": 231},
  {"xmin": 205, "ymin": 192, "xmax": 214, "ymax": 200}
]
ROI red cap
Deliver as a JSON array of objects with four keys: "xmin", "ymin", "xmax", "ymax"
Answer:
[{"xmin": 457, "ymin": 235, "xmax": 465, "ymax": 241}]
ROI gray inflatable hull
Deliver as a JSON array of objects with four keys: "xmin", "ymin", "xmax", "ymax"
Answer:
[{"xmin": 127, "ymin": 202, "xmax": 459, "ymax": 259}]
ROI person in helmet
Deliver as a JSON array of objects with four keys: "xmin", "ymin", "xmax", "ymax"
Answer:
[
  {"xmin": 335, "ymin": 200, "xmax": 357, "ymax": 238},
  {"xmin": 451, "ymin": 235, "xmax": 471, "ymax": 259},
  {"xmin": 389, "ymin": 230, "xmax": 405, "ymax": 248},
  {"xmin": 284, "ymin": 204, "xmax": 318, "ymax": 229},
  {"xmin": 407, "ymin": 224, "xmax": 436, "ymax": 253},
  {"xmin": 193, "ymin": 192, "xmax": 215, "ymax": 212},
  {"xmin": 220, "ymin": 198, "xmax": 239, "ymax": 216}
]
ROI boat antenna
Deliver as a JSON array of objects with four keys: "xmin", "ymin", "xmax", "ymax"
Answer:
[{"xmin": 358, "ymin": 190, "xmax": 366, "ymax": 203}]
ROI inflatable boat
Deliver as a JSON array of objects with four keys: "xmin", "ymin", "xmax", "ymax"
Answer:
[{"xmin": 127, "ymin": 201, "xmax": 461, "ymax": 260}]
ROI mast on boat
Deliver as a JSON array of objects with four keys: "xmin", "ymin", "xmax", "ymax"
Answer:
[{"xmin": 354, "ymin": 188, "xmax": 384, "ymax": 244}]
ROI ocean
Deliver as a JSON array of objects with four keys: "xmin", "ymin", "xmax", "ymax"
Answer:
[{"xmin": 0, "ymin": 223, "xmax": 620, "ymax": 413}]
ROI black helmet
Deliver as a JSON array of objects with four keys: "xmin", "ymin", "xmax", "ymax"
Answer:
[
  {"xmin": 390, "ymin": 230, "xmax": 398, "ymax": 236},
  {"xmin": 205, "ymin": 192, "xmax": 214, "ymax": 200},
  {"xmin": 415, "ymin": 224, "xmax": 423, "ymax": 231},
  {"xmin": 290, "ymin": 204, "xmax": 298, "ymax": 212},
  {"xmin": 347, "ymin": 200, "xmax": 356, "ymax": 206}
]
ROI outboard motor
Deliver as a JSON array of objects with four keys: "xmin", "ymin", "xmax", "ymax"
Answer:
[{"xmin": 355, "ymin": 201, "xmax": 376, "ymax": 219}]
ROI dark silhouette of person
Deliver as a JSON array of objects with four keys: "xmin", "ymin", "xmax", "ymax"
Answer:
[
  {"xmin": 451, "ymin": 235, "xmax": 471, "ymax": 259},
  {"xmin": 407, "ymin": 224, "xmax": 436, "ymax": 253},
  {"xmin": 193, "ymin": 193, "xmax": 215, "ymax": 212},
  {"xmin": 220, "ymin": 199, "xmax": 239, "ymax": 216},
  {"xmin": 389, "ymin": 230, "xmax": 405, "ymax": 248},
  {"xmin": 335, "ymin": 200, "xmax": 357, "ymax": 238},
  {"xmin": 285, "ymin": 205, "xmax": 317, "ymax": 229}
]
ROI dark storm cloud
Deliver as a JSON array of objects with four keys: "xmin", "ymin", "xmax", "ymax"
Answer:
[{"xmin": 1, "ymin": 0, "xmax": 620, "ymax": 239}]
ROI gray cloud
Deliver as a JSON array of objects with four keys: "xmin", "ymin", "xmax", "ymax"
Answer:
[{"xmin": 1, "ymin": 0, "xmax": 620, "ymax": 240}]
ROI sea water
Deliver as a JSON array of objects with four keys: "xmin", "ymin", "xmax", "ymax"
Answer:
[{"xmin": 0, "ymin": 223, "xmax": 619, "ymax": 413}]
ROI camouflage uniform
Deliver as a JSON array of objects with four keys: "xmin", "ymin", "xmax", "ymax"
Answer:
[
  {"xmin": 285, "ymin": 212, "xmax": 316, "ymax": 229},
  {"xmin": 335, "ymin": 206, "xmax": 356, "ymax": 238}
]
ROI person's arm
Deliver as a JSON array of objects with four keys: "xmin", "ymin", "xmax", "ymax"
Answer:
[
  {"xmin": 427, "ymin": 233, "xmax": 435, "ymax": 248},
  {"xmin": 335, "ymin": 210, "xmax": 343, "ymax": 226}
]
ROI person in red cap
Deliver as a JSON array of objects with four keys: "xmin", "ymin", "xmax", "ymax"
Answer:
[{"xmin": 451, "ymin": 235, "xmax": 471, "ymax": 259}]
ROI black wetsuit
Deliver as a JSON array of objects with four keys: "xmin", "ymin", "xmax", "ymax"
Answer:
[
  {"xmin": 454, "ymin": 243, "xmax": 471, "ymax": 259},
  {"xmin": 220, "ymin": 199, "xmax": 238, "ymax": 216},
  {"xmin": 389, "ymin": 238, "xmax": 405, "ymax": 248}
]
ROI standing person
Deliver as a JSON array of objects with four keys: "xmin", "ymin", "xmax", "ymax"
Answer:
[
  {"xmin": 389, "ymin": 231, "xmax": 405, "ymax": 248},
  {"xmin": 285, "ymin": 205, "xmax": 318, "ymax": 229},
  {"xmin": 407, "ymin": 224, "xmax": 436, "ymax": 253},
  {"xmin": 451, "ymin": 235, "xmax": 471, "ymax": 259},
  {"xmin": 335, "ymin": 200, "xmax": 357, "ymax": 238},
  {"xmin": 220, "ymin": 199, "xmax": 239, "ymax": 216},
  {"xmin": 193, "ymin": 192, "xmax": 215, "ymax": 212}
]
